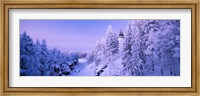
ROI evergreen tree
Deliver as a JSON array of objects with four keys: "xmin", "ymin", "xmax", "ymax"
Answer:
[
  {"xmin": 39, "ymin": 39, "xmax": 50, "ymax": 76},
  {"xmin": 122, "ymin": 23, "xmax": 135, "ymax": 75},
  {"xmin": 20, "ymin": 31, "xmax": 35, "ymax": 76},
  {"xmin": 104, "ymin": 25, "xmax": 119, "ymax": 63},
  {"xmin": 93, "ymin": 40, "xmax": 105, "ymax": 66},
  {"xmin": 154, "ymin": 20, "xmax": 180, "ymax": 76},
  {"xmin": 32, "ymin": 39, "xmax": 42, "ymax": 75}
]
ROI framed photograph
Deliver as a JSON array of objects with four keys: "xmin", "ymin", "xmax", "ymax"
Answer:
[{"xmin": 0, "ymin": 0, "xmax": 199, "ymax": 95}]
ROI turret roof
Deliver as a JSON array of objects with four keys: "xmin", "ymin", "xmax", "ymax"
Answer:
[{"xmin": 118, "ymin": 29, "xmax": 124, "ymax": 38}]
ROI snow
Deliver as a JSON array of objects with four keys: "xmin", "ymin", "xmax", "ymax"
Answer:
[
  {"xmin": 70, "ymin": 58, "xmax": 103, "ymax": 76},
  {"xmin": 20, "ymin": 20, "xmax": 180, "ymax": 76},
  {"xmin": 100, "ymin": 56, "xmax": 123, "ymax": 76},
  {"xmin": 70, "ymin": 58, "xmax": 92, "ymax": 76},
  {"xmin": 70, "ymin": 56, "xmax": 124, "ymax": 76}
]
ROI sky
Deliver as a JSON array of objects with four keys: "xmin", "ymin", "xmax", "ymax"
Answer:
[{"xmin": 20, "ymin": 20, "xmax": 129, "ymax": 52}]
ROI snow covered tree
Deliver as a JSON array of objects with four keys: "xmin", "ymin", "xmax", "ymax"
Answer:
[
  {"xmin": 20, "ymin": 32, "xmax": 77, "ymax": 76},
  {"xmin": 121, "ymin": 22, "xmax": 143, "ymax": 76},
  {"xmin": 93, "ymin": 40, "xmax": 105, "ymax": 66},
  {"xmin": 38, "ymin": 39, "xmax": 50, "ymax": 76},
  {"xmin": 138, "ymin": 20, "xmax": 180, "ymax": 76},
  {"xmin": 154, "ymin": 20, "xmax": 180, "ymax": 76},
  {"xmin": 88, "ymin": 25, "xmax": 120, "ymax": 76},
  {"xmin": 132, "ymin": 20, "xmax": 160, "ymax": 75},
  {"xmin": 121, "ymin": 24, "xmax": 133, "ymax": 75},
  {"xmin": 20, "ymin": 32, "xmax": 36, "ymax": 76},
  {"xmin": 32, "ymin": 39, "xmax": 42, "ymax": 75},
  {"xmin": 47, "ymin": 47, "xmax": 71, "ymax": 76},
  {"xmin": 104, "ymin": 25, "xmax": 119, "ymax": 63},
  {"xmin": 122, "ymin": 20, "xmax": 180, "ymax": 76},
  {"xmin": 49, "ymin": 47, "xmax": 60, "ymax": 76},
  {"xmin": 144, "ymin": 24, "xmax": 158, "ymax": 75}
]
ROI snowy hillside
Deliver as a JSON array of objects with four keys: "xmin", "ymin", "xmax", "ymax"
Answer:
[{"xmin": 20, "ymin": 20, "xmax": 180, "ymax": 76}]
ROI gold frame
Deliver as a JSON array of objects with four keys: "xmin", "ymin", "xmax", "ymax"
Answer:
[{"xmin": 0, "ymin": 0, "xmax": 199, "ymax": 96}]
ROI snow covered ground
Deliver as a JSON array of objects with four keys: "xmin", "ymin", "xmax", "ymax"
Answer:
[
  {"xmin": 70, "ymin": 58, "xmax": 96, "ymax": 76},
  {"xmin": 70, "ymin": 56, "xmax": 124, "ymax": 76}
]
